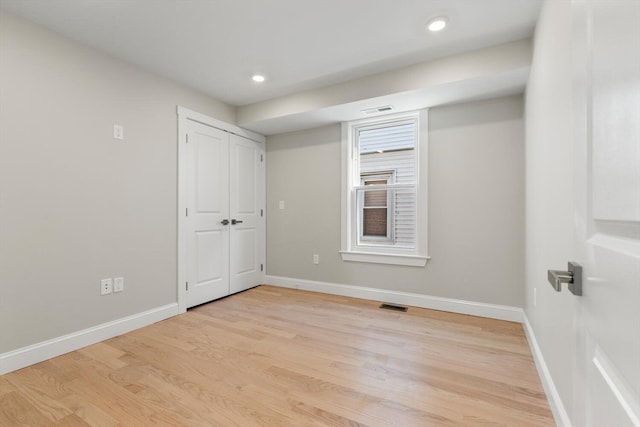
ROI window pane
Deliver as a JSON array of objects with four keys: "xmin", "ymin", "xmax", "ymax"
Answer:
[
  {"xmin": 363, "ymin": 208, "xmax": 387, "ymax": 236},
  {"xmin": 364, "ymin": 179, "xmax": 387, "ymax": 186},
  {"xmin": 364, "ymin": 189, "xmax": 387, "ymax": 207},
  {"xmin": 363, "ymin": 181, "xmax": 387, "ymax": 207},
  {"xmin": 359, "ymin": 122, "xmax": 415, "ymax": 154},
  {"xmin": 356, "ymin": 187, "xmax": 416, "ymax": 247}
]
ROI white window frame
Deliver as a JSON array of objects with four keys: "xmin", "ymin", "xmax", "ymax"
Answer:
[
  {"xmin": 340, "ymin": 110, "xmax": 429, "ymax": 267},
  {"xmin": 359, "ymin": 171, "xmax": 395, "ymax": 244}
]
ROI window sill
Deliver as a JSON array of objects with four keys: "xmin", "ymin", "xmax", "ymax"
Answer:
[{"xmin": 339, "ymin": 251, "xmax": 429, "ymax": 267}]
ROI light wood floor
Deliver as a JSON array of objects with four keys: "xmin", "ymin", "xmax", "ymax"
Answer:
[{"xmin": 0, "ymin": 286, "xmax": 554, "ymax": 426}]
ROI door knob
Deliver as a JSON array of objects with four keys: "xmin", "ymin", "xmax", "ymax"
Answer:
[
  {"xmin": 220, "ymin": 219, "xmax": 230, "ymax": 225},
  {"xmin": 547, "ymin": 262, "xmax": 582, "ymax": 296},
  {"xmin": 231, "ymin": 219, "xmax": 243, "ymax": 225}
]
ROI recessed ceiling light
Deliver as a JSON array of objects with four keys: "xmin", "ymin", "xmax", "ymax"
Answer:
[
  {"xmin": 252, "ymin": 74, "xmax": 265, "ymax": 83},
  {"xmin": 427, "ymin": 17, "xmax": 448, "ymax": 32}
]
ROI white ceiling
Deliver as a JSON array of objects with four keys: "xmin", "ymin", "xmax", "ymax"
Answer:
[{"xmin": 0, "ymin": 0, "xmax": 542, "ymax": 109}]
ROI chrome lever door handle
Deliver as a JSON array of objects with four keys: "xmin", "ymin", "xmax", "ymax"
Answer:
[
  {"xmin": 231, "ymin": 219, "xmax": 243, "ymax": 225},
  {"xmin": 548, "ymin": 270, "xmax": 572, "ymax": 291},
  {"xmin": 547, "ymin": 262, "xmax": 582, "ymax": 296}
]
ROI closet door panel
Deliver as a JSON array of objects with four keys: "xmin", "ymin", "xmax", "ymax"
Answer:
[
  {"xmin": 186, "ymin": 122, "xmax": 230, "ymax": 308},
  {"xmin": 230, "ymin": 134, "xmax": 264, "ymax": 294}
]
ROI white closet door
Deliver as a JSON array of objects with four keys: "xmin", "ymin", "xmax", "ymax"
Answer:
[
  {"xmin": 229, "ymin": 134, "xmax": 264, "ymax": 294},
  {"xmin": 186, "ymin": 121, "xmax": 230, "ymax": 308}
]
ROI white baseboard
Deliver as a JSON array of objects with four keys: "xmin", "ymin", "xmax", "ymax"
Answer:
[
  {"xmin": 0, "ymin": 303, "xmax": 179, "ymax": 375},
  {"xmin": 521, "ymin": 312, "xmax": 571, "ymax": 427},
  {"xmin": 263, "ymin": 275, "xmax": 523, "ymax": 322}
]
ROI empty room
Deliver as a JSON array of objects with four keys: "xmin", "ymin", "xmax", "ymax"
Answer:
[{"xmin": 0, "ymin": 0, "xmax": 638, "ymax": 426}]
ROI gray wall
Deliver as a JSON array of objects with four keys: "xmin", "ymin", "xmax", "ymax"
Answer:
[
  {"xmin": 0, "ymin": 9, "xmax": 529, "ymax": 358},
  {"xmin": 0, "ymin": 12, "xmax": 234, "ymax": 353},
  {"xmin": 524, "ymin": 0, "xmax": 576, "ymax": 419},
  {"xmin": 266, "ymin": 95, "xmax": 525, "ymax": 307}
]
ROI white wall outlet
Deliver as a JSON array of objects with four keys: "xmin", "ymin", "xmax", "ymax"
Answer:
[
  {"xmin": 101, "ymin": 278, "xmax": 113, "ymax": 295},
  {"xmin": 113, "ymin": 124, "xmax": 124, "ymax": 140},
  {"xmin": 279, "ymin": 200, "xmax": 285, "ymax": 210},
  {"xmin": 114, "ymin": 277, "xmax": 124, "ymax": 293},
  {"xmin": 313, "ymin": 254, "xmax": 319, "ymax": 265}
]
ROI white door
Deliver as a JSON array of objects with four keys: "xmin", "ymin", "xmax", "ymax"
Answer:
[
  {"xmin": 183, "ymin": 119, "xmax": 265, "ymax": 308},
  {"xmin": 573, "ymin": 0, "xmax": 640, "ymax": 425},
  {"xmin": 185, "ymin": 120, "xmax": 230, "ymax": 308},
  {"xmin": 229, "ymin": 134, "xmax": 264, "ymax": 294}
]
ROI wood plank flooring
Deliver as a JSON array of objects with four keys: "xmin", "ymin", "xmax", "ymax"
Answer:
[{"xmin": 0, "ymin": 286, "xmax": 555, "ymax": 426}]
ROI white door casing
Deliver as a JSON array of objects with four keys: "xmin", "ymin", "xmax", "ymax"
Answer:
[
  {"xmin": 177, "ymin": 107, "xmax": 265, "ymax": 312},
  {"xmin": 572, "ymin": 0, "xmax": 640, "ymax": 425}
]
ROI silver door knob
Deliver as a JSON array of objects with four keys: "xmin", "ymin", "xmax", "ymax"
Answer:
[{"xmin": 547, "ymin": 262, "xmax": 582, "ymax": 296}]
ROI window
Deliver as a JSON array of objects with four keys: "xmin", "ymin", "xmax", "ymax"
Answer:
[
  {"xmin": 340, "ymin": 111, "xmax": 428, "ymax": 266},
  {"xmin": 360, "ymin": 171, "xmax": 395, "ymax": 243}
]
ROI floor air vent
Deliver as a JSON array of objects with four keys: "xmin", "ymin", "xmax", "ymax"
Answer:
[{"xmin": 379, "ymin": 303, "xmax": 408, "ymax": 312}]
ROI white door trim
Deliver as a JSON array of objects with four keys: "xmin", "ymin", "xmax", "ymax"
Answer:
[
  {"xmin": 177, "ymin": 106, "xmax": 265, "ymax": 144},
  {"xmin": 177, "ymin": 106, "xmax": 265, "ymax": 313}
]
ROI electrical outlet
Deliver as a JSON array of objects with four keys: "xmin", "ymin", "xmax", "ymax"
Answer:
[
  {"xmin": 114, "ymin": 277, "xmax": 124, "ymax": 293},
  {"xmin": 313, "ymin": 254, "xmax": 319, "ymax": 265},
  {"xmin": 279, "ymin": 200, "xmax": 285, "ymax": 210},
  {"xmin": 101, "ymin": 278, "xmax": 113, "ymax": 295}
]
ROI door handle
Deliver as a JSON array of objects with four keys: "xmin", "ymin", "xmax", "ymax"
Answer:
[
  {"xmin": 220, "ymin": 219, "xmax": 230, "ymax": 225},
  {"xmin": 547, "ymin": 262, "xmax": 582, "ymax": 296},
  {"xmin": 231, "ymin": 219, "xmax": 243, "ymax": 225}
]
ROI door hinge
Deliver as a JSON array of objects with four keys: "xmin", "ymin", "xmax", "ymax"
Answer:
[
  {"xmin": 186, "ymin": 134, "xmax": 189, "ymax": 143},
  {"xmin": 261, "ymin": 209, "xmax": 263, "ymax": 217},
  {"xmin": 260, "ymin": 264, "xmax": 263, "ymax": 272},
  {"xmin": 186, "ymin": 281, "xmax": 189, "ymax": 291},
  {"xmin": 260, "ymin": 154, "xmax": 263, "ymax": 162},
  {"xmin": 186, "ymin": 208, "xmax": 188, "ymax": 217}
]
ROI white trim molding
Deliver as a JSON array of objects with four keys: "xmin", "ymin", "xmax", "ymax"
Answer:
[
  {"xmin": 521, "ymin": 312, "xmax": 572, "ymax": 427},
  {"xmin": 0, "ymin": 303, "xmax": 179, "ymax": 375},
  {"xmin": 340, "ymin": 110, "xmax": 430, "ymax": 266},
  {"xmin": 339, "ymin": 251, "xmax": 429, "ymax": 267},
  {"xmin": 263, "ymin": 275, "xmax": 523, "ymax": 322},
  {"xmin": 177, "ymin": 106, "xmax": 265, "ymax": 144}
]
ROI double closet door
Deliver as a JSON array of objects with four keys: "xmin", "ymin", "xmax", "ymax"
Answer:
[{"xmin": 185, "ymin": 119, "xmax": 264, "ymax": 308}]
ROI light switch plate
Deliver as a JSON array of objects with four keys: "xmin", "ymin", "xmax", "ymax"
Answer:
[
  {"xmin": 114, "ymin": 277, "xmax": 124, "ymax": 293},
  {"xmin": 113, "ymin": 124, "xmax": 124, "ymax": 140}
]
